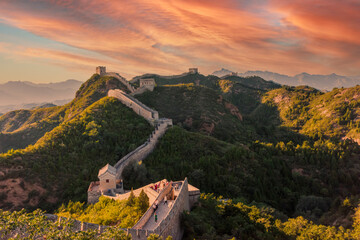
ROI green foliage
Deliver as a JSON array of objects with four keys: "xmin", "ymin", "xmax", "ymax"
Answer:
[
  {"xmin": 263, "ymin": 85, "xmax": 360, "ymax": 141},
  {"xmin": 124, "ymin": 127, "xmax": 315, "ymax": 214},
  {"xmin": 183, "ymin": 193, "xmax": 286, "ymax": 239},
  {"xmin": 147, "ymin": 233, "xmax": 162, "ymax": 240},
  {"xmin": 56, "ymin": 195, "xmax": 149, "ymax": 227},
  {"xmin": 135, "ymin": 85, "xmax": 250, "ymax": 143},
  {"xmin": 184, "ymin": 194, "xmax": 360, "ymax": 240},
  {"xmin": 0, "ymin": 96, "xmax": 152, "ymax": 210},
  {"xmin": 124, "ymin": 126, "xmax": 360, "ymax": 220},
  {"xmin": 0, "ymin": 74, "xmax": 131, "ymax": 153},
  {"xmin": 0, "ymin": 208, "xmax": 133, "ymax": 239}
]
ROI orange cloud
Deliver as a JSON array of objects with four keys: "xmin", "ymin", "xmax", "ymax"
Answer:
[{"xmin": 0, "ymin": 0, "xmax": 359, "ymax": 77}]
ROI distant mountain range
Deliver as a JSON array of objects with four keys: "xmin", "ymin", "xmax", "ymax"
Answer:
[
  {"xmin": 0, "ymin": 79, "xmax": 82, "ymax": 113},
  {"xmin": 212, "ymin": 68, "xmax": 360, "ymax": 91}
]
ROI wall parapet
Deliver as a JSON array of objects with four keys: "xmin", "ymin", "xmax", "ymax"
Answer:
[
  {"xmin": 155, "ymin": 178, "xmax": 189, "ymax": 240},
  {"xmin": 44, "ymin": 214, "xmax": 111, "ymax": 234},
  {"xmin": 108, "ymin": 89, "xmax": 159, "ymax": 124},
  {"xmin": 113, "ymin": 117, "xmax": 172, "ymax": 179},
  {"xmin": 105, "ymin": 72, "xmax": 135, "ymax": 93},
  {"xmin": 133, "ymin": 181, "xmax": 173, "ymax": 230}
]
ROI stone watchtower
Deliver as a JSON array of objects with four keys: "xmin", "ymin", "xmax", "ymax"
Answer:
[
  {"xmin": 139, "ymin": 78, "xmax": 155, "ymax": 88},
  {"xmin": 96, "ymin": 66, "xmax": 106, "ymax": 76},
  {"xmin": 189, "ymin": 68, "xmax": 198, "ymax": 74}
]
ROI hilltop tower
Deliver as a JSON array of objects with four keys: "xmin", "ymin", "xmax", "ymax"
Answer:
[
  {"xmin": 96, "ymin": 66, "xmax": 106, "ymax": 76},
  {"xmin": 189, "ymin": 68, "xmax": 198, "ymax": 74}
]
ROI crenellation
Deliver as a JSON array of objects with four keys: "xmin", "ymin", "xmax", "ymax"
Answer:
[{"xmin": 108, "ymin": 89, "xmax": 159, "ymax": 124}]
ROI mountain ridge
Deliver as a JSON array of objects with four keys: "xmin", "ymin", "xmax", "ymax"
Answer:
[
  {"xmin": 0, "ymin": 80, "xmax": 83, "ymax": 112},
  {"xmin": 212, "ymin": 68, "xmax": 360, "ymax": 90}
]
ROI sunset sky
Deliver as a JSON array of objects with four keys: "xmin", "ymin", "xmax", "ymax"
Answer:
[{"xmin": 0, "ymin": 0, "xmax": 359, "ymax": 83}]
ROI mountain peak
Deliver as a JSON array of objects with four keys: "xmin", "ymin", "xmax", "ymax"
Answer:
[{"xmin": 212, "ymin": 68, "xmax": 233, "ymax": 77}]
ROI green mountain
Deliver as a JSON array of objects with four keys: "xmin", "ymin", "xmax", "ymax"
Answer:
[
  {"xmin": 135, "ymin": 84, "xmax": 248, "ymax": 143},
  {"xmin": 0, "ymin": 74, "xmax": 130, "ymax": 153},
  {"xmin": 2, "ymin": 72, "xmax": 360, "ymax": 238},
  {"xmin": 263, "ymin": 85, "xmax": 360, "ymax": 142},
  {"xmin": 0, "ymin": 75, "xmax": 152, "ymax": 210}
]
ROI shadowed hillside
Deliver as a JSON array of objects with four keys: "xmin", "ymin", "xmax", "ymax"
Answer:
[{"xmin": 135, "ymin": 84, "xmax": 249, "ymax": 143}]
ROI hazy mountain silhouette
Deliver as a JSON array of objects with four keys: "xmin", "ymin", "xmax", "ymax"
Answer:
[
  {"xmin": 212, "ymin": 69, "xmax": 360, "ymax": 90},
  {"xmin": 0, "ymin": 79, "xmax": 82, "ymax": 113},
  {"xmin": 212, "ymin": 68, "xmax": 234, "ymax": 77}
]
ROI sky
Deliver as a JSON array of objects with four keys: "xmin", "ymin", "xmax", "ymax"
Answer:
[{"xmin": 0, "ymin": 0, "xmax": 359, "ymax": 83}]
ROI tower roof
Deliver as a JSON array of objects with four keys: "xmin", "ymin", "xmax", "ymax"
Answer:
[{"xmin": 98, "ymin": 163, "xmax": 116, "ymax": 178}]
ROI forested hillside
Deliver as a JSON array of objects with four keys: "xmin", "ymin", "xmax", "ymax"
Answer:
[
  {"xmin": 2, "ymin": 72, "xmax": 360, "ymax": 239},
  {"xmin": 0, "ymin": 75, "xmax": 152, "ymax": 210},
  {"xmin": 263, "ymin": 85, "xmax": 360, "ymax": 142},
  {"xmin": 0, "ymin": 74, "xmax": 130, "ymax": 153}
]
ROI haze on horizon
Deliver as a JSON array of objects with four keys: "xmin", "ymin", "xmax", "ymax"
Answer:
[{"xmin": 0, "ymin": 0, "xmax": 359, "ymax": 83}]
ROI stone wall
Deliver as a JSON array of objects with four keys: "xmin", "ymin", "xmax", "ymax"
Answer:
[
  {"xmin": 104, "ymin": 72, "xmax": 135, "ymax": 93},
  {"xmin": 155, "ymin": 178, "xmax": 190, "ymax": 240},
  {"xmin": 130, "ymin": 72, "xmax": 193, "ymax": 83},
  {"xmin": 44, "ymin": 214, "xmax": 111, "ymax": 233},
  {"xmin": 108, "ymin": 89, "xmax": 159, "ymax": 124},
  {"xmin": 189, "ymin": 190, "xmax": 201, "ymax": 208},
  {"xmin": 133, "ymin": 182, "xmax": 173, "ymax": 230},
  {"xmin": 132, "ymin": 86, "xmax": 154, "ymax": 96},
  {"xmin": 87, "ymin": 189, "xmax": 101, "ymax": 204},
  {"xmin": 114, "ymin": 118, "xmax": 172, "ymax": 179}
]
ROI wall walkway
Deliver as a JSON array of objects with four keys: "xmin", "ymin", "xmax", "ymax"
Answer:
[
  {"xmin": 108, "ymin": 89, "xmax": 159, "ymax": 124},
  {"xmin": 104, "ymin": 72, "xmax": 135, "ymax": 93},
  {"xmin": 114, "ymin": 118, "xmax": 172, "ymax": 179}
]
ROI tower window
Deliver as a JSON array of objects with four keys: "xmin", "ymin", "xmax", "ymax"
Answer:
[{"xmin": 106, "ymin": 179, "xmax": 109, "ymax": 183}]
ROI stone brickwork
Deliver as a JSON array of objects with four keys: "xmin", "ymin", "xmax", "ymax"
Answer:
[
  {"xmin": 96, "ymin": 66, "xmax": 106, "ymax": 76},
  {"xmin": 44, "ymin": 214, "xmax": 110, "ymax": 234},
  {"xmin": 108, "ymin": 89, "xmax": 159, "ymax": 125},
  {"xmin": 87, "ymin": 182, "xmax": 101, "ymax": 204},
  {"xmin": 155, "ymin": 179, "xmax": 190, "ymax": 240},
  {"xmin": 189, "ymin": 68, "xmax": 198, "ymax": 74},
  {"xmin": 104, "ymin": 72, "xmax": 136, "ymax": 93},
  {"xmin": 114, "ymin": 118, "xmax": 173, "ymax": 179},
  {"xmin": 133, "ymin": 182, "xmax": 173, "ymax": 230}
]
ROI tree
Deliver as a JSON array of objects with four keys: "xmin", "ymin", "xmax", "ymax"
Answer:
[
  {"xmin": 147, "ymin": 233, "xmax": 162, "ymax": 240},
  {"xmin": 136, "ymin": 190, "xmax": 149, "ymax": 213},
  {"xmin": 127, "ymin": 188, "xmax": 136, "ymax": 207}
]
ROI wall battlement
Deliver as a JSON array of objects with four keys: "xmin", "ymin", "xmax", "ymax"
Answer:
[
  {"xmin": 104, "ymin": 72, "xmax": 135, "ymax": 93},
  {"xmin": 114, "ymin": 118, "xmax": 172, "ymax": 179},
  {"xmin": 108, "ymin": 89, "xmax": 159, "ymax": 125}
]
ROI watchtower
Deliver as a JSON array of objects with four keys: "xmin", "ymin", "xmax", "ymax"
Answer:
[
  {"xmin": 96, "ymin": 66, "xmax": 106, "ymax": 76},
  {"xmin": 139, "ymin": 78, "xmax": 155, "ymax": 88},
  {"xmin": 189, "ymin": 68, "xmax": 198, "ymax": 74},
  {"xmin": 98, "ymin": 164, "xmax": 116, "ymax": 191}
]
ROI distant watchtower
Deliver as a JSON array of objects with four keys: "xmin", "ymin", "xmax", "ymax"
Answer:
[
  {"xmin": 96, "ymin": 66, "xmax": 106, "ymax": 76},
  {"xmin": 189, "ymin": 68, "xmax": 198, "ymax": 74},
  {"xmin": 139, "ymin": 78, "xmax": 155, "ymax": 88}
]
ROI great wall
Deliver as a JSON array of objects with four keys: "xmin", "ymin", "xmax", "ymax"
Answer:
[{"xmin": 84, "ymin": 67, "xmax": 200, "ymax": 239}]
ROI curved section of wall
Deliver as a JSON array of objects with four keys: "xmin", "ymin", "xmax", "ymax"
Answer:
[
  {"xmin": 108, "ymin": 89, "xmax": 159, "ymax": 123},
  {"xmin": 105, "ymin": 72, "xmax": 135, "ymax": 93},
  {"xmin": 155, "ymin": 178, "xmax": 190, "ymax": 240},
  {"xmin": 133, "ymin": 182, "xmax": 173, "ymax": 230},
  {"xmin": 112, "ymin": 116, "xmax": 172, "ymax": 179}
]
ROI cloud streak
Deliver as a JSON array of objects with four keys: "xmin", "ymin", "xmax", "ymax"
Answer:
[{"xmin": 0, "ymin": 0, "xmax": 359, "ymax": 77}]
